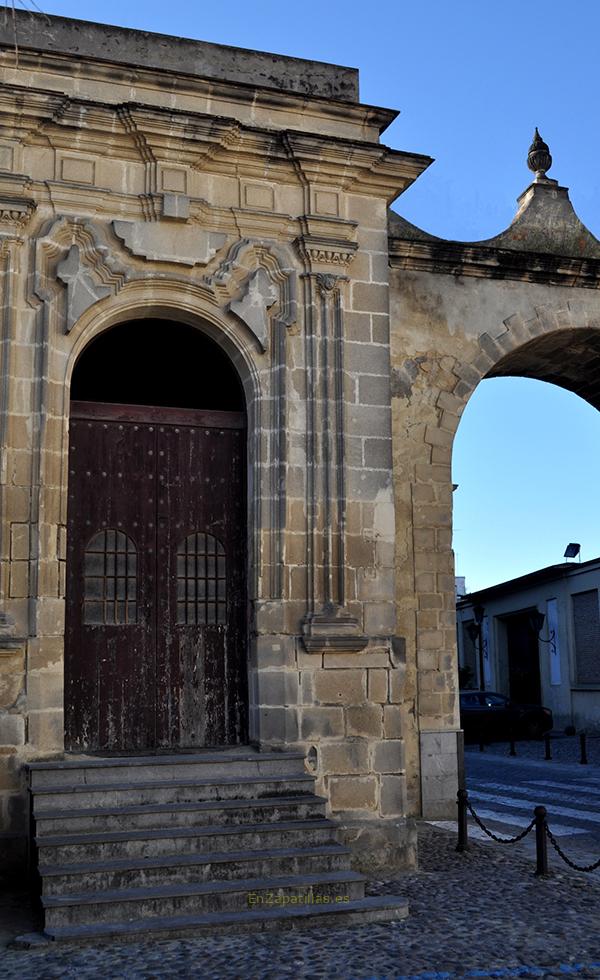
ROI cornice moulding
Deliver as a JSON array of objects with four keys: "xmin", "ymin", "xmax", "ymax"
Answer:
[
  {"xmin": 0, "ymin": 83, "xmax": 425, "ymax": 196},
  {"xmin": 388, "ymin": 237, "xmax": 600, "ymax": 289},
  {"xmin": 285, "ymin": 131, "xmax": 432, "ymax": 200},
  {"xmin": 0, "ymin": 54, "xmax": 396, "ymax": 140}
]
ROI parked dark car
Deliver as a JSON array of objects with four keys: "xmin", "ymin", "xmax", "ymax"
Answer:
[{"xmin": 460, "ymin": 690, "xmax": 553, "ymax": 742}]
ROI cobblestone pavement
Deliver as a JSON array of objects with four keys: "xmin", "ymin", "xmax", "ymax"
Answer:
[{"xmin": 2, "ymin": 824, "xmax": 600, "ymax": 979}]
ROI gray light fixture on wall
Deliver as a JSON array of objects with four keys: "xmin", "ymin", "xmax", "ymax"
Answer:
[
  {"xmin": 564, "ymin": 543, "xmax": 581, "ymax": 560},
  {"xmin": 528, "ymin": 608, "xmax": 557, "ymax": 658},
  {"xmin": 528, "ymin": 610, "xmax": 546, "ymax": 636},
  {"xmin": 466, "ymin": 604, "xmax": 486, "ymax": 692}
]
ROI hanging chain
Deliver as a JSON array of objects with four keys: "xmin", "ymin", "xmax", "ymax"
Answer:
[
  {"xmin": 466, "ymin": 799, "xmax": 535, "ymax": 844},
  {"xmin": 545, "ymin": 825, "xmax": 600, "ymax": 873}
]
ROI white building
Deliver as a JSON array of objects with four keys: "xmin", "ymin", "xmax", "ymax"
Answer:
[{"xmin": 457, "ymin": 558, "xmax": 600, "ymax": 733}]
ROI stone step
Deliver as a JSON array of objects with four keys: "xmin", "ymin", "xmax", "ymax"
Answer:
[
  {"xmin": 32, "ymin": 773, "xmax": 316, "ymax": 812},
  {"xmin": 43, "ymin": 870, "xmax": 368, "ymax": 927},
  {"xmin": 37, "ymin": 818, "xmax": 339, "ymax": 865},
  {"xmin": 34, "ymin": 794, "xmax": 328, "ymax": 837},
  {"xmin": 41, "ymin": 896, "xmax": 409, "ymax": 944},
  {"xmin": 29, "ymin": 751, "xmax": 306, "ymax": 789},
  {"xmin": 40, "ymin": 843, "xmax": 353, "ymax": 896}
]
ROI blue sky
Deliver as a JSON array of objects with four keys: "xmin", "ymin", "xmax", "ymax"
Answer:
[{"xmin": 8, "ymin": 0, "xmax": 600, "ymax": 590}]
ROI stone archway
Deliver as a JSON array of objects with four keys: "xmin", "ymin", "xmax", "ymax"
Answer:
[{"xmin": 392, "ymin": 296, "xmax": 600, "ymax": 818}]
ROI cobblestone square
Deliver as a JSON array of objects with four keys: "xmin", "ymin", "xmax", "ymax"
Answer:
[{"xmin": 2, "ymin": 821, "xmax": 600, "ymax": 979}]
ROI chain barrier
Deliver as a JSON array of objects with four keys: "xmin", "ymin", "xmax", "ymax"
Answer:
[
  {"xmin": 466, "ymin": 798, "xmax": 535, "ymax": 844},
  {"xmin": 545, "ymin": 824, "xmax": 600, "ymax": 873},
  {"xmin": 456, "ymin": 789, "xmax": 600, "ymax": 875}
]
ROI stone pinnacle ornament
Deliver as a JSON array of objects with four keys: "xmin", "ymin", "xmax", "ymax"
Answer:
[{"xmin": 527, "ymin": 128, "xmax": 553, "ymax": 180}]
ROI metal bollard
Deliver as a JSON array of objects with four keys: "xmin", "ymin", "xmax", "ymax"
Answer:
[
  {"xmin": 479, "ymin": 740, "xmax": 485, "ymax": 753},
  {"xmin": 456, "ymin": 788, "xmax": 469, "ymax": 852},
  {"xmin": 580, "ymin": 732, "xmax": 588, "ymax": 765},
  {"xmin": 509, "ymin": 737, "xmax": 517, "ymax": 757},
  {"xmin": 534, "ymin": 805, "xmax": 549, "ymax": 876},
  {"xmin": 544, "ymin": 733, "xmax": 552, "ymax": 761}
]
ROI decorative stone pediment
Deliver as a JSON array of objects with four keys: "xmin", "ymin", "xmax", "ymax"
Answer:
[
  {"xmin": 34, "ymin": 217, "xmax": 128, "ymax": 332},
  {"xmin": 205, "ymin": 239, "xmax": 296, "ymax": 350}
]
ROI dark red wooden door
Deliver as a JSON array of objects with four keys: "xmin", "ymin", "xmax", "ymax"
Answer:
[{"xmin": 65, "ymin": 402, "xmax": 247, "ymax": 753}]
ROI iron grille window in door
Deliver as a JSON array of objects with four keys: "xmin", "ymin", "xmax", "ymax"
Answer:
[
  {"xmin": 83, "ymin": 529, "xmax": 137, "ymax": 625},
  {"xmin": 177, "ymin": 532, "xmax": 226, "ymax": 625}
]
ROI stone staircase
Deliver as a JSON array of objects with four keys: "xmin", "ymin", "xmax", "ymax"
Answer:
[{"xmin": 22, "ymin": 750, "xmax": 408, "ymax": 944}]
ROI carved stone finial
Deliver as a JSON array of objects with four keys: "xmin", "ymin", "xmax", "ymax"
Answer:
[{"xmin": 527, "ymin": 128, "xmax": 552, "ymax": 181}]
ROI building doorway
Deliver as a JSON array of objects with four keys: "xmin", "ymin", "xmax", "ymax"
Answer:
[
  {"xmin": 505, "ymin": 612, "xmax": 542, "ymax": 706},
  {"xmin": 65, "ymin": 319, "xmax": 248, "ymax": 753}
]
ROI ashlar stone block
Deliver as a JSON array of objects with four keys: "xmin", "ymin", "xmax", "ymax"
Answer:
[
  {"xmin": 26, "ymin": 669, "xmax": 64, "ymax": 711},
  {"xmin": 329, "ymin": 775, "xmax": 377, "ymax": 811},
  {"xmin": 368, "ymin": 669, "xmax": 388, "ymax": 703},
  {"xmin": 380, "ymin": 774, "xmax": 407, "ymax": 816},
  {"xmin": 319, "ymin": 741, "xmax": 369, "ymax": 775},
  {"xmin": 314, "ymin": 669, "xmax": 365, "ymax": 706},
  {"xmin": 372, "ymin": 739, "xmax": 404, "ymax": 773},
  {"xmin": 27, "ymin": 709, "xmax": 64, "ymax": 751},
  {"xmin": 383, "ymin": 704, "xmax": 403, "ymax": 738},
  {"xmin": 300, "ymin": 706, "xmax": 345, "ymax": 739},
  {"xmin": 257, "ymin": 706, "xmax": 299, "ymax": 743},
  {"xmin": 256, "ymin": 671, "xmax": 299, "ymax": 706},
  {"xmin": 346, "ymin": 704, "xmax": 383, "ymax": 738},
  {"xmin": 0, "ymin": 713, "xmax": 24, "ymax": 746}
]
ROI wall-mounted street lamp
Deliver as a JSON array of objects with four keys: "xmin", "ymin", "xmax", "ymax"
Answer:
[
  {"xmin": 528, "ymin": 609, "xmax": 557, "ymax": 658},
  {"xmin": 466, "ymin": 603, "xmax": 486, "ymax": 692}
]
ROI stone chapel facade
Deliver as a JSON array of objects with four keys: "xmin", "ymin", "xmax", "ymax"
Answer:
[{"xmin": 1, "ymin": 11, "xmax": 599, "ymax": 876}]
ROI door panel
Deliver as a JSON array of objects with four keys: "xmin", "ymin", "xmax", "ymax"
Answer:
[
  {"xmin": 65, "ymin": 416, "xmax": 156, "ymax": 751},
  {"xmin": 156, "ymin": 423, "xmax": 247, "ymax": 747},
  {"xmin": 65, "ymin": 402, "xmax": 247, "ymax": 753}
]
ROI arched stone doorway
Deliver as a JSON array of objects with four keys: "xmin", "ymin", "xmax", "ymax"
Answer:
[{"xmin": 64, "ymin": 319, "xmax": 248, "ymax": 753}]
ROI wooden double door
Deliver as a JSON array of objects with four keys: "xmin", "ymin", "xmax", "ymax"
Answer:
[{"xmin": 65, "ymin": 401, "xmax": 248, "ymax": 753}]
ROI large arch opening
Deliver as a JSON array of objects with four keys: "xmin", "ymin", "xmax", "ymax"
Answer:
[
  {"xmin": 487, "ymin": 327, "xmax": 600, "ymax": 410},
  {"xmin": 65, "ymin": 318, "xmax": 249, "ymax": 753},
  {"xmin": 453, "ymin": 328, "xmax": 600, "ymax": 754},
  {"xmin": 70, "ymin": 317, "xmax": 245, "ymax": 411}
]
